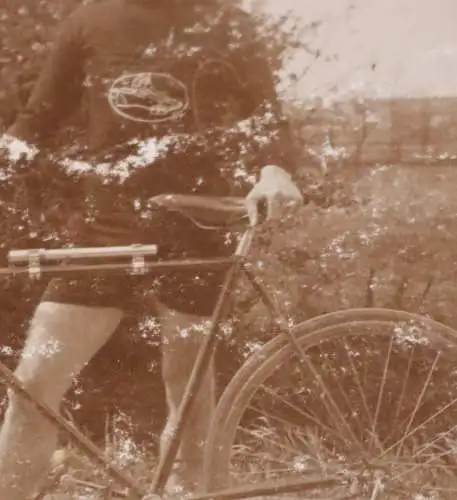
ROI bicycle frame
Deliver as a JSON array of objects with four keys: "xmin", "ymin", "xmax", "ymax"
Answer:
[{"xmin": 0, "ymin": 228, "xmax": 334, "ymax": 499}]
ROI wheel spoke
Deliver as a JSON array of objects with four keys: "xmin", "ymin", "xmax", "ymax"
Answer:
[
  {"xmin": 412, "ymin": 424, "xmax": 457, "ymax": 460},
  {"xmin": 388, "ymin": 460, "xmax": 457, "ymax": 471},
  {"xmin": 286, "ymin": 336, "xmax": 365, "ymax": 451},
  {"xmin": 394, "ymin": 351, "xmax": 441, "ymax": 458},
  {"xmin": 258, "ymin": 386, "xmax": 339, "ymax": 439},
  {"xmin": 389, "ymin": 484, "xmax": 457, "ymax": 499},
  {"xmin": 377, "ymin": 393, "xmax": 457, "ymax": 460},
  {"xmin": 230, "ymin": 450, "xmax": 312, "ymax": 471},
  {"xmin": 247, "ymin": 403, "xmax": 347, "ymax": 449},
  {"xmin": 315, "ymin": 344, "xmax": 370, "ymax": 446},
  {"xmin": 236, "ymin": 426, "xmax": 305, "ymax": 460},
  {"xmin": 381, "ymin": 346, "xmax": 416, "ymax": 446},
  {"xmin": 230, "ymin": 467, "xmax": 301, "ymax": 477},
  {"xmin": 370, "ymin": 333, "xmax": 394, "ymax": 453},
  {"xmin": 343, "ymin": 340, "xmax": 375, "ymax": 432},
  {"xmin": 396, "ymin": 449, "xmax": 457, "ymax": 481}
]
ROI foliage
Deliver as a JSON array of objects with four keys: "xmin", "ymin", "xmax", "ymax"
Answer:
[
  {"xmin": 2, "ymin": 0, "xmax": 457, "ymax": 457},
  {"xmin": 0, "ymin": 0, "xmax": 321, "ymax": 443}
]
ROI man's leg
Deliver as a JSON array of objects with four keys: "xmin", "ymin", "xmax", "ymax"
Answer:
[
  {"xmin": 0, "ymin": 301, "xmax": 123, "ymax": 500},
  {"xmin": 157, "ymin": 300, "xmax": 215, "ymax": 494}
]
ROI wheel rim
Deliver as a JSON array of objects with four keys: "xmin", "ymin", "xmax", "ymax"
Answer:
[{"xmin": 204, "ymin": 310, "xmax": 457, "ymax": 499}]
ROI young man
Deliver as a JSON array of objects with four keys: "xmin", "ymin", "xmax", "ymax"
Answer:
[{"xmin": 0, "ymin": 0, "xmax": 302, "ymax": 497}]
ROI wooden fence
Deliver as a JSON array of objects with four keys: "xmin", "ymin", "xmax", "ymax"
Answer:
[{"xmin": 291, "ymin": 96, "xmax": 457, "ymax": 167}]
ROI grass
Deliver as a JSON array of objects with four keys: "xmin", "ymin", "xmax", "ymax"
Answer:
[
  {"xmin": 36, "ymin": 412, "xmax": 159, "ymax": 500},
  {"xmin": 36, "ymin": 428, "xmax": 457, "ymax": 500}
]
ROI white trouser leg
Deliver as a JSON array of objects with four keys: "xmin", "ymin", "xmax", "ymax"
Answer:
[
  {"xmin": 158, "ymin": 301, "xmax": 215, "ymax": 494},
  {"xmin": 0, "ymin": 301, "xmax": 123, "ymax": 500}
]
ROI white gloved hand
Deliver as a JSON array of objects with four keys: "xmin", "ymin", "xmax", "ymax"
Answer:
[{"xmin": 244, "ymin": 164, "xmax": 303, "ymax": 226}]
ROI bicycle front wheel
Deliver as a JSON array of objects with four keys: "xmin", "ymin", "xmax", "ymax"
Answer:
[{"xmin": 204, "ymin": 308, "xmax": 457, "ymax": 499}]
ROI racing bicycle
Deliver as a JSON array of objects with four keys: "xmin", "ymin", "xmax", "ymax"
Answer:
[{"xmin": 2, "ymin": 193, "xmax": 457, "ymax": 500}]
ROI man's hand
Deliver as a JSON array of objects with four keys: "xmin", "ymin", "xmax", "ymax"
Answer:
[{"xmin": 245, "ymin": 164, "xmax": 303, "ymax": 226}]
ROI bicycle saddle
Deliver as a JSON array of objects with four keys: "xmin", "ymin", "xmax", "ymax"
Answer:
[{"xmin": 147, "ymin": 194, "xmax": 249, "ymax": 229}]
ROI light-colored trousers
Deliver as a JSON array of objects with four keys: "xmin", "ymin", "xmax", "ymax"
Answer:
[{"xmin": 0, "ymin": 300, "xmax": 215, "ymax": 499}]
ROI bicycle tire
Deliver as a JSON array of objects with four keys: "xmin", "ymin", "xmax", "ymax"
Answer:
[{"xmin": 203, "ymin": 307, "xmax": 457, "ymax": 496}]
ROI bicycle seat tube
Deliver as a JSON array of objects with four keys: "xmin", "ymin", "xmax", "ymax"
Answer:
[{"xmin": 234, "ymin": 227, "xmax": 256, "ymax": 258}]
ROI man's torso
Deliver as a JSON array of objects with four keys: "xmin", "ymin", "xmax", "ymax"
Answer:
[{"xmin": 71, "ymin": 0, "xmax": 257, "ymax": 159}]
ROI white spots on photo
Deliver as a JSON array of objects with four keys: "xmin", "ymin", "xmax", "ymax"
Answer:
[
  {"xmin": 224, "ymin": 231, "xmax": 239, "ymax": 247},
  {"xmin": 234, "ymin": 118, "xmax": 254, "ymax": 136},
  {"xmin": 243, "ymin": 340, "xmax": 263, "ymax": 358},
  {"xmin": 67, "ymin": 380, "xmax": 84, "ymax": 411},
  {"xmin": 22, "ymin": 336, "xmax": 63, "ymax": 360},
  {"xmin": 133, "ymin": 198, "xmax": 142, "ymax": 212},
  {"xmin": 94, "ymin": 162, "xmax": 126, "ymax": 182},
  {"xmin": 218, "ymin": 319, "xmax": 234, "ymax": 337},
  {"xmin": 358, "ymin": 225, "xmax": 382, "ymax": 246},
  {"xmin": 160, "ymin": 425, "xmax": 175, "ymax": 442},
  {"xmin": 112, "ymin": 434, "xmax": 140, "ymax": 467},
  {"xmin": 165, "ymin": 27, "xmax": 175, "ymax": 50},
  {"xmin": 178, "ymin": 327, "xmax": 190, "ymax": 339},
  {"xmin": 17, "ymin": 6, "xmax": 29, "ymax": 17},
  {"xmin": 41, "ymin": 231, "xmax": 61, "ymax": 243},
  {"xmin": 393, "ymin": 322, "xmax": 431, "ymax": 347},
  {"xmin": 60, "ymin": 158, "xmax": 93, "ymax": 174},
  {"xmin": 177, "ymin": 320, "xmax": 211, "ymax": 340},
  {"xmin": 0, "ymin": 167, "xmax": 13, "ymax": 181},
  {"xmin": 286, "ymin": 314, "xmax": 295, "ymax": 328},
  {"xmin": 305, "ymin": 136, "xmax": 348, "ymax": 174},
  {"xmin": 104, "ymin": 413, "xmax": 146, "ymax": 469},
  {"xmin": 233, "ymin": 164, "xmax": 256, "ymax": 185},
  {"xmin": 123, "ymin": 137, "xmax": 171, "ymax": 167},
  {"xmin": 143, "ymin": 44, "xmax": 157, "ymax": 58},
  {"xmin": 292, "ymin": 456, "xmax": 309, "ymax": 472},
  {"xmin": 82, "ymin": 74, "xmax": 94, "ymax": 88},
  {"xmin": 321, "ymin": 136, "xmax": 348, "ymax": 162},
  {"xmin": 138, "ymin": 316, "xmax": 161, "ymax": 346},
  {"xmin": 0, "ymin": 345, "xmax": 14, "ymax": 357},
  {"xmin": 0, "ymin": 134, "xmax": 38, "ymax": 162},
  {"xmin": 321, "ymin": 231, "xmax": 358, "ymax": 262},
  {"xmin": 175, "ymin": 43, "xmax": 200, "ymax": 57},
  {"xmin": 59, "ymin": 137, "xmax": 172, "ymax": 183}
]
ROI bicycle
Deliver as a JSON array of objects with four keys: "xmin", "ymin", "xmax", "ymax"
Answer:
[{"xmin": 2, "ymin": 193, "xmax": 457, "ymax": 500}]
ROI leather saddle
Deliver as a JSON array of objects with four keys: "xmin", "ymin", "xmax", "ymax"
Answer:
[{"xmin": 147, "ymin": 194, "xmax": 249, "ymax": 229}]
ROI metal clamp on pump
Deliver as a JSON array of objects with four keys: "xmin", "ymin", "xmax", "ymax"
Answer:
[
  {"xmin": 130, "ymin": 244, "xmax": 147, "ymax": 275},
  {"xmin": 26, "ymin": 249, "xmax": 45, "ymax": 279}
]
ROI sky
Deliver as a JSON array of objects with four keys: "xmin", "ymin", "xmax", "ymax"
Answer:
[{"xmin": 248, "ymin": 0, "xmax": 457, "ymax": 100}]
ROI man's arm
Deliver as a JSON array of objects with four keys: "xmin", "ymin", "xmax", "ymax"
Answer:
[
  {"xmin": 227, "ymin": 9, "xmax": 299, "ymax": 178},
  {"xmin": 6, "ymin": 7, "xmax": 87, "ymax": 149}
]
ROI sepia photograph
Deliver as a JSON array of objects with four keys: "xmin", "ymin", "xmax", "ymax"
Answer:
[{"xmin": 0, "ymin": 0, "xmax": 457, "ymax": 498}]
